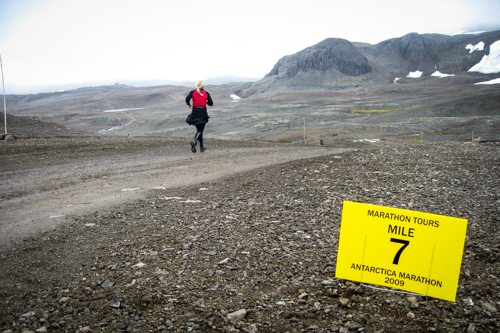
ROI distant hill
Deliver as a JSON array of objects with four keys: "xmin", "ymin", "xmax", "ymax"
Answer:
[
  {"xmin": 5, "ymin": 77, "xmax": 261, "ymax": 95},
  {"xmin": 204, "ymin": 76, "xmax": 261, "ymax": 85},
  {"xmin": 240, "ymin": 30, "xmax": 500, "ymax": 96}
]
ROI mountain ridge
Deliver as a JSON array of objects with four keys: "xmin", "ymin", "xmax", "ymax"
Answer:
[{"xmin": 240, "ymin": 30, "xmax": 500, "ymax": 96}]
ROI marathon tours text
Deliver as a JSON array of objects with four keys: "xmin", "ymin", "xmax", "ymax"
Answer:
[{"xmin": 335, "ymin": 201, "xmax": 467, "ymax": 302}]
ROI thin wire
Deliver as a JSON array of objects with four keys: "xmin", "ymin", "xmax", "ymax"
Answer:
[{"xmin": 360, "ymin": 283, "xmax": 426, "ymax": 298}]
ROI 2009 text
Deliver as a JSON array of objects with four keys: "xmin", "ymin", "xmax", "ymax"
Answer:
[{"xmin": 385, "ymin": 277, "xmax": 405, "ymax": 286}]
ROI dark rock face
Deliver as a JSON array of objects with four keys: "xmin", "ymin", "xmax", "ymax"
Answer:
[
  {"xmin": 371, "ymin": 31, "xmax": 500, "ymax": 75},
  {"xmin": 266, "ymin": 38, "xmax": 372, "ymax": 78}
]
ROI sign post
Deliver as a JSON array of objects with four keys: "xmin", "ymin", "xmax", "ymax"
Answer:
[
  {"xmin": 1, "ymin": 55, "xmax": 7, "ymax": 135},
  {"xmin": 335, "ymin": 201, "xmax": 468, "ymax": 302}
]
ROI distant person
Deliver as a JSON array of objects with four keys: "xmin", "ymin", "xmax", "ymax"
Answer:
[
  {"xmin": 185, "ymin": 80, "xmax": 213, "ymax": 153},
  {"xmin": 320, "ymin": 139, "xmax": 324, "ymax": 145}
]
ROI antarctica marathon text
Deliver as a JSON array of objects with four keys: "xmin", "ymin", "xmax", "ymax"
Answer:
[{"xmin": 350, "ymin": 263, "xmax": 443, "ymax": 288}]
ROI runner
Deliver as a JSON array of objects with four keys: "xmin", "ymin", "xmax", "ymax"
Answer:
[{"xmin": 185, "ymin": 80, "xmax": 214, "ymax": 153}]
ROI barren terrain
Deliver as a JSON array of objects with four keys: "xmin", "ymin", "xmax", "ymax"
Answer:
[
  {"xmin": 0, "ymin": 131, "xmax": 347, "ymax": 250},
  {"xmin": 1, "ymin": 110, "xmax": 499, "ymax": 332},
  {"xmin": 6, "ymin": 76, "xmax": 500, "ymax": 144}
]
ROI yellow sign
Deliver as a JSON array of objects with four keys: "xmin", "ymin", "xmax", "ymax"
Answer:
[{"xmin": 335, "ymin": 201, "xmax": 467, "ymax": 302}]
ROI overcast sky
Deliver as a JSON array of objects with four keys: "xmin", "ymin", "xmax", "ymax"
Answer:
[{"xmin": 1, "ymin": 0, "xmax": 500, "ymax": 92}]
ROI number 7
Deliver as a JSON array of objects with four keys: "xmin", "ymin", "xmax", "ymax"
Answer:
[{"xmin": 390, "ymin": 238, "xmax": 410, "ymax": 265}]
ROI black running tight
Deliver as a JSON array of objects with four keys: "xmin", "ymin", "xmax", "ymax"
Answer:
[{"xmin": 195, "ymin": 123, "xmax": 205, "ymax": 146}]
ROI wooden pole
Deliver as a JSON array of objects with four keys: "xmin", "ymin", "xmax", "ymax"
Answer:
[
  {"xmin": 1, "ymin": 55, "xmax": 7, "ymax": 135},
  {"xmin": 303, "ymin": 117, "xmax": 306, "ymax": 142}
]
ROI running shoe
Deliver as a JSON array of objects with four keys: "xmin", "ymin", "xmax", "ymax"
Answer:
[
  {"xmin": 190, "ymin": 139, "xmax": 197, "ymax": 153},
  {"xmin": 200, "ymin": 145, "xmax": 206, "ymax": 152}
]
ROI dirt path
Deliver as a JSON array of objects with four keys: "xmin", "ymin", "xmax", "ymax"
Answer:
[{"xmin": 0, "ymin": 137, "xmax": 351, "ymax": 251}]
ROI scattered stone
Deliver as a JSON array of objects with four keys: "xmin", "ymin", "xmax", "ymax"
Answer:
[
  {"xmin": 101, "ymin": 281, "xmax": 114, "ymax": 288},
  {"xmin": 226, "ymin": 309, "xmax": 247, "ymax": 324},
  {"xmin": 481, "ymin": 302, "xmax": 497, "ymax": 313},
  {"xmin": 20, "ymin": 311, "xmax": 35, "ymax": 318},
  {"xmin": 339, "ymin": 298, "xmax": 350, "ymax": 307},
  {"xmin": 242, "ymin": 323, "xmax": 258, "ymax": 333},
  {"xmin": 407, "ymin": 296, "xmax": 419, "ymax": 308},
  {"xmin": 463, "ymin": 297, "xmax": 474, "ymax": 306},
  {"xmin": 110, "ymin": 300, "xmax": 121, "ymax": 308},
  {"xmin": 132, "ymin": 262, "xmax": 146, "ymax": 268},
  {"xmin": 345, "ymin": 321, "xmax": 363, "ymax": 330}
]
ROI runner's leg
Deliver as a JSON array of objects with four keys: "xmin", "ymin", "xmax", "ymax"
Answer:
[{"xmin": 195, "ymin": 123, "xmax": 205, "ymax": 147}]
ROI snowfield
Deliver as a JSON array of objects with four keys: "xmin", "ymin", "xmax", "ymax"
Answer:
[{"xmin": 469, "ymin": 40, "xmax": 500, "ymax": 74}]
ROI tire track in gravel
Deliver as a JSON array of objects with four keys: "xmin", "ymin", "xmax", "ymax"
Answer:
[{"xmin": 0, "ymin": 144, "xmax": 352, "ymax": 251}]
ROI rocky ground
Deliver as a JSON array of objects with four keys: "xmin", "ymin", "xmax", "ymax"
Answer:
[{"xmin": 0, "ymin": 115, "xmax": 499, "ymax": 333}]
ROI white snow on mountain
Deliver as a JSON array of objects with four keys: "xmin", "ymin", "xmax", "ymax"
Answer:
[
  {"xmin": 466, "ymin": 42, "xmax": 485, "ymax": 53},
  {"xmin": 407, "ymin": 71, "xmax": 423, "ymax": 78},
  {"xmin": 450, "ymin": 31, "xmax": 487, "ymax": 36},
  {"xmin": 431, "ymin": 71, "xmax": 455, "ymax": 78},
  {"xmin": 469, "ymin": 40, "xmax": 500, "ymax": 74},
  {"xmin": 474, "ymin": 78, "xmax": 500, "ymax": 85}
]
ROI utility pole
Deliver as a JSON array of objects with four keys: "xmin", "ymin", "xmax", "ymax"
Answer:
[
  {"xmin": 1, "ymin": 55, "xmax": 7, "ymax": 135},
  {"xmin": 303, "ymin": 117, "xmax": 306, "ymax": 143}
]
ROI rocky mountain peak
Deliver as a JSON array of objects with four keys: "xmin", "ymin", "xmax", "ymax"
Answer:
[{"xmin": 266, "ymin": 38, "xmax": 372, "ymax": 78}]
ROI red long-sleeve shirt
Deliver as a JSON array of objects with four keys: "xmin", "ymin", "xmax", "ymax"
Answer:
[{"xmin": 185, "ymin": 89, "xmax": 214, "ymax": 107}]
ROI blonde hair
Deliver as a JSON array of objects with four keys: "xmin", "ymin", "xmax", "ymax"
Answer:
[{"xmin": 195, "ymin": 80, "xmax": 204, "ymax": 96}]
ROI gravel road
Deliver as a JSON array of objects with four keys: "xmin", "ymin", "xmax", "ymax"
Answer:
[{"xmin": 0, "ymin": 135, "xmax": 347, "ymax": 250}]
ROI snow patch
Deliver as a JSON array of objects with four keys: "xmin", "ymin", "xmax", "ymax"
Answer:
[
  {"xmin": 353, "ymin": 139, "xmax": 380, "ymax": 143},
  {"xmin": 450, "ymin": 30, "xmax": 486, "ymax": 36},
  {"xmin": 393, "ymin": 78, "xmax": 400, "ymax": 84},
  {"xmin": 474, "ymin": 78, "xmax": 500, "ymax": 85},
  {"xmin": 431, "ymin": 71, "xmax": 455, "ymax": 78},
  {"xmin": 469, "ymin": 40, "xmax": 500, "ymax": 74},
  {"xmin": 407, "ymin": 71, "xmax": 422, "ymax": 78},
  {"xmin": 121, "ymin": 188, "xmax": 141, "ymax": 192},
  {"xmin": 465, "ymin": 42, "xmax": 484, "ymax": 53},
  {"xmin": 103, "ymin": 108, "xmax": 143, "ymax": 113},
  {"xmin": 230, "ymin": 94, "xmax": 241, "ymax": 101}
]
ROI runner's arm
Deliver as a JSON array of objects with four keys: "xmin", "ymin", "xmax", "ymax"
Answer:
[
  {"xmin": 185, "ymin": 90, "xmax": 194, "ymax": 105},
  {"xmin": 206, "ymin": 92, "xmax": 214, "ymax": 106}
]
